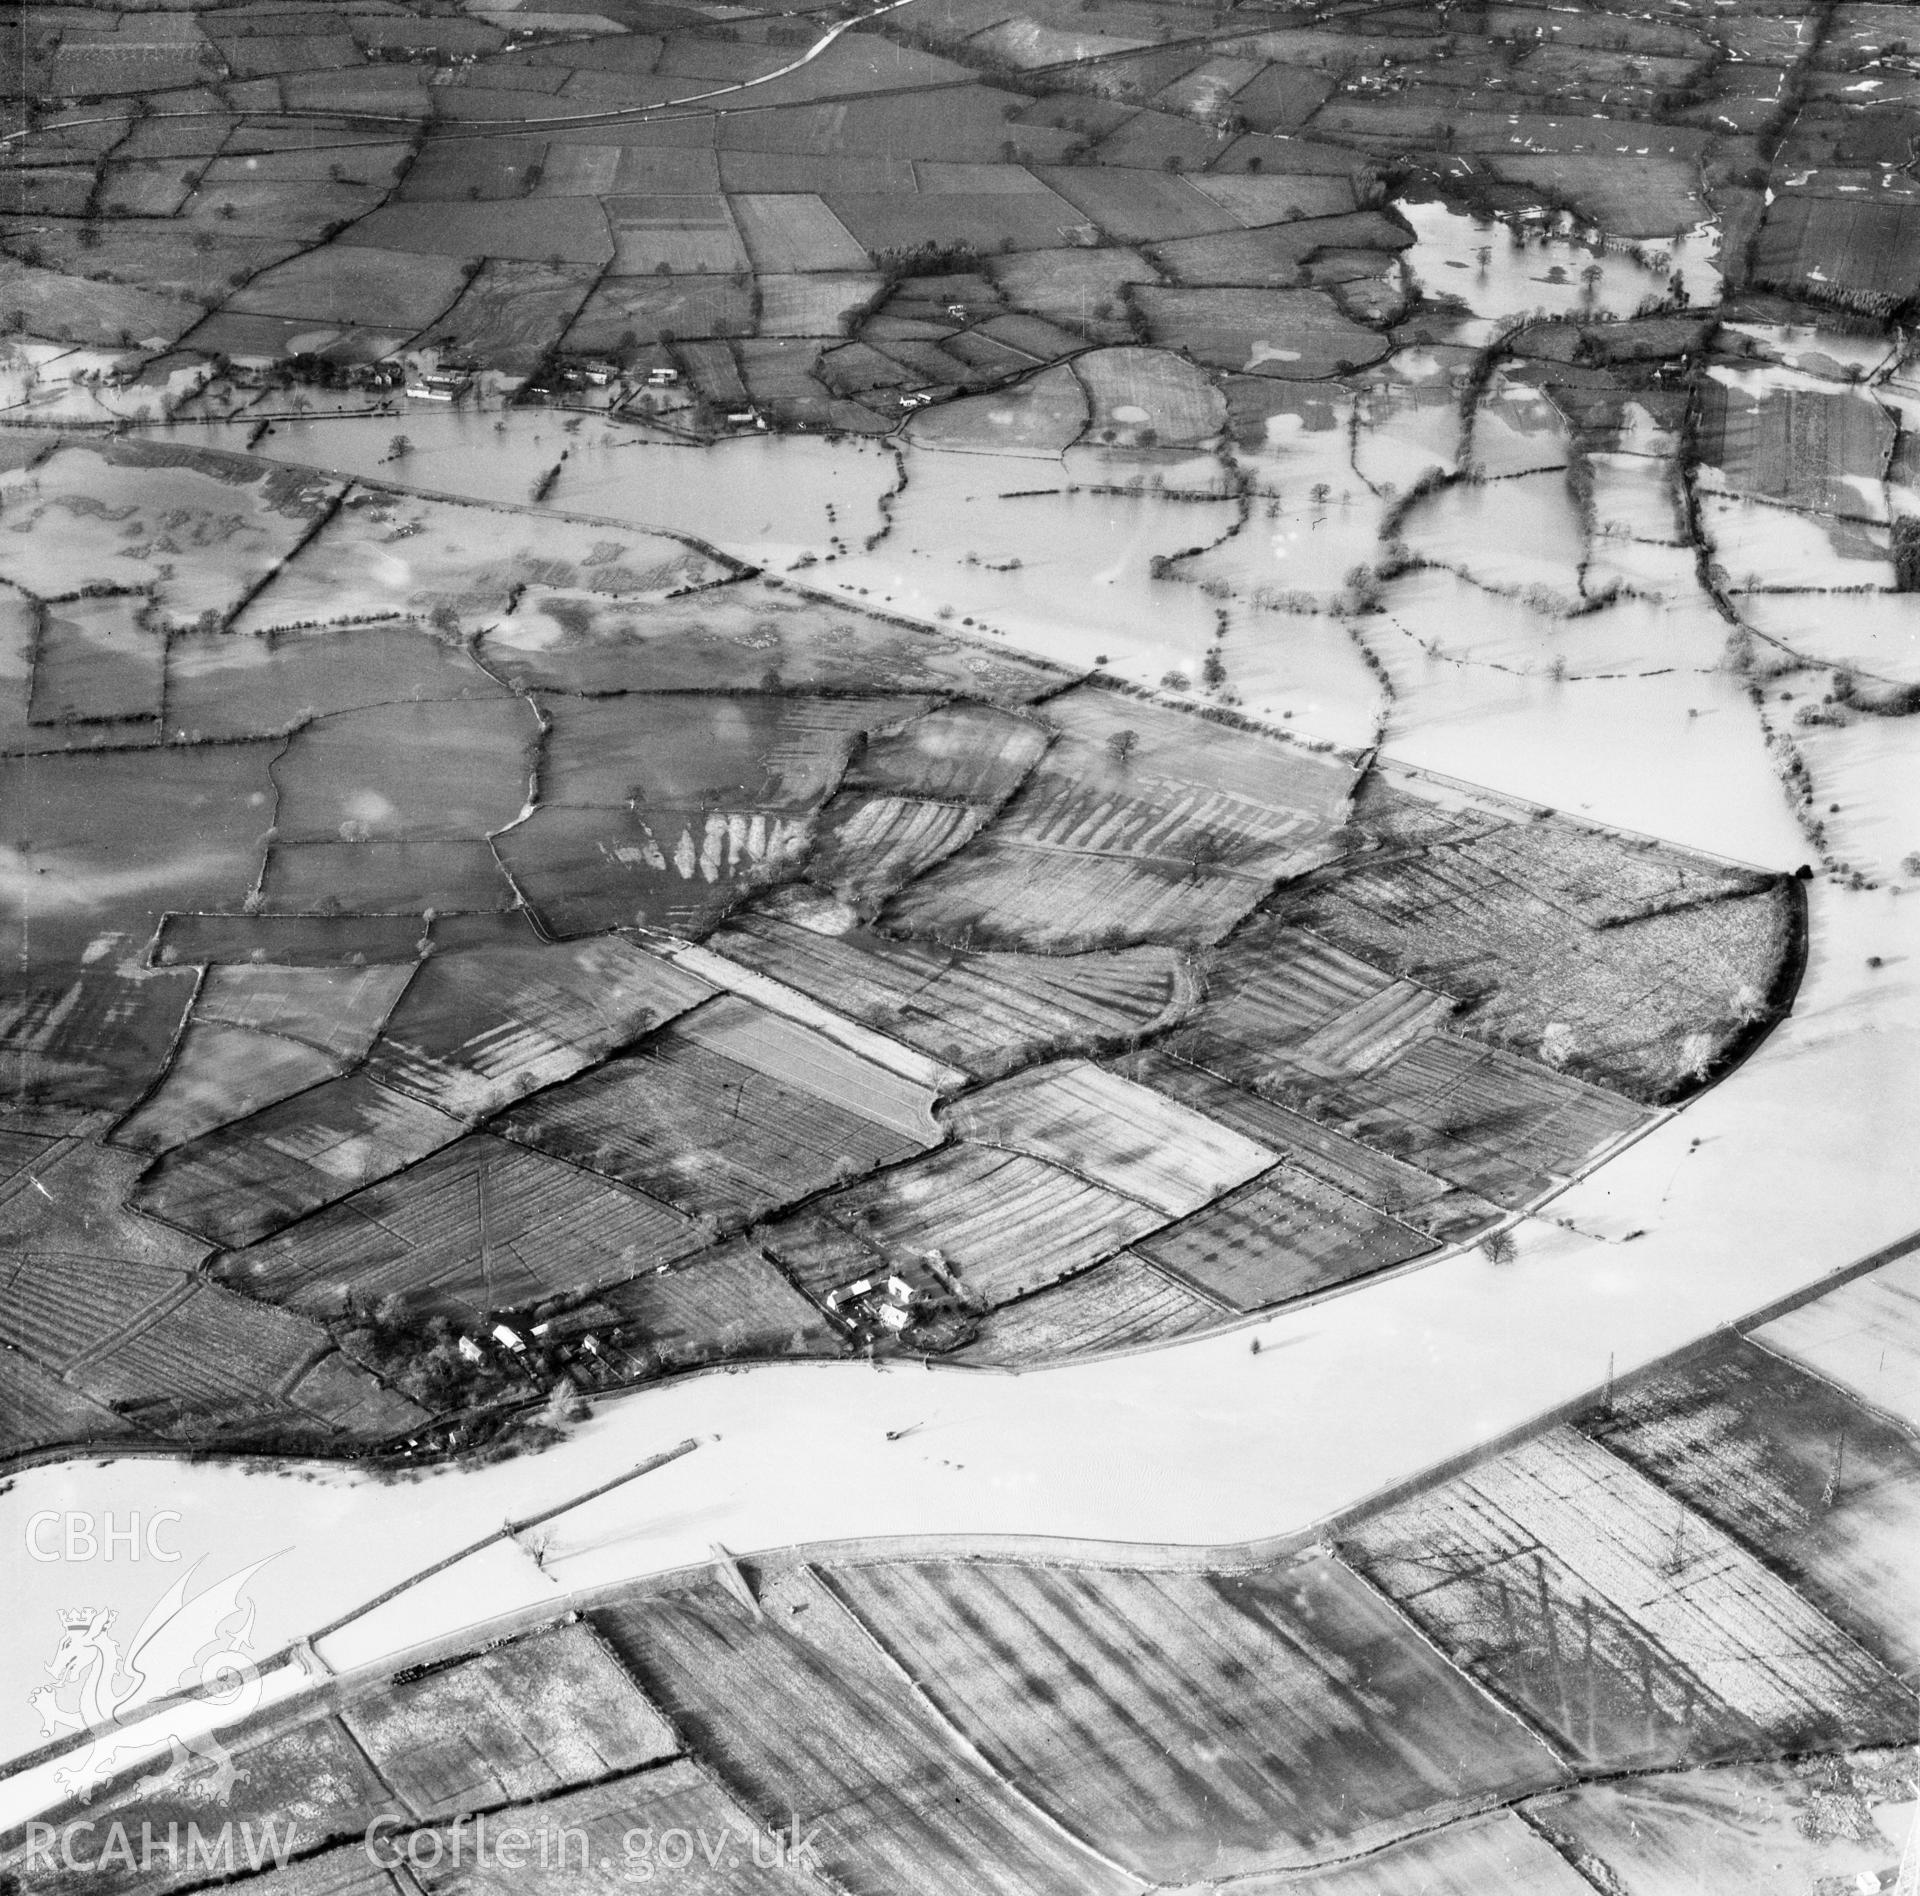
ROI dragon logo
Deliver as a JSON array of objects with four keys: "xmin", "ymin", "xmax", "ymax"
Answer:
[{"xmin": 30, "ymin": 1557, "xmax": 276, "ymax": 1806}]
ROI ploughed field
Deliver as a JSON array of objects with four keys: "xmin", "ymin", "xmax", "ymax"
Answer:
[
  {"xmin": 10, "ymin": 1235, "xmax": 1920, "ymax": 1896},
  {"xmin": 0, "ymin": 437, "xmax": 1799, "ymax": 1462}
]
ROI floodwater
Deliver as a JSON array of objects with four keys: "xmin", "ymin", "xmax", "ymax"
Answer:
[
  {"xmin": 1398, "ymin": 199, "xmax": 1721, "ymax": 322},
  {"xmin": 6, "ymin": 877, "xmax": 1919, "ymax": 1823},
  {"xmin": 807, "ymin": 445, "xmax": 1250, "ymax": 711},
  {"xmin": 159, "ymin": 410, "xmax": 902, "ymax": 565},
  {"xmin": 11, "ymin": 254, "xmax": 1920, "ymax": 1828}
]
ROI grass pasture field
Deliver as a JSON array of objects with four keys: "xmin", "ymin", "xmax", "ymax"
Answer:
[
  {"xmin": 535, "ymin": 693, "xmax": 920, "ymax": 813},
  {"xmin": 1136, "ymin": 1163, "xmax": 1434, "ymax": 1310},
  {"xmin": 225, "ymin": 248, "xmax": 473, "ymax": 332},
  {"xmin": 763, "ymin": 1142, "xmax": 1165, "ymax": 1307},
  {"xmin": 480, "ymin": 586, "xmax": 1059, "ymax": 704},
  {"xmin": 807, "ymin": 793, "xmax": 988, "ymax": 900},
  {"xmin": 260, "ymin": 841, "xmax": 517, "ymax": 916},
  {"xmin": 1346, "ymin": 1427, "xmax": 1916, "ymax": 1771},
  {"xmin": 501, "ymin": 993, "xmax": 937, "ymax": 1226},
  {"xmin": 0, "ymin": 258, "xmax": 209, "ymax": 349},
  {"xmin": 826, "ymin": 1554, "xmax": 1561, "ymax": 1881},
  {"xmin": 364, "ymin": 935, "xmax": 715, "ymax": 1120},
  {"xmin": 219, "ymin": 1131, "xmax": 700, "ymax": 1319},
  {"xmin": 753, "ymin": 274, "xmax": 880, "ymax": 339},
  {"xmin": 1752, "ymin": 195, "xmax": 1920, "ymax": 314},
  {"xmin": 711, "ymin": 907, "xmax": 1198, "ymax": 1078},
  {"xmin": 606, "ymin": 197, "xmax": 748, "ymax": 276},
  {"xmin": 1270, "ymin": 818, "xmax": 1797, "ymax": 1103},
  {"xmin": 234, "ymin": 491, "xmax": 723, "ymax": 636},
  {"xmin": 1697, "ymin": 374, "xmax": 1894, "ymax": 520},
  {"xmin": 959, "ymin": 1249, "xmax": 1226, "ymax": 1363},
  {"xmin": 413, "ymin": 260, "xmax": 600, "ymax": 375},
  {"xmin": 593, "ymin": 1237, "xmax": 842, "ymax": 1366},
  {"xmin": 84, "ymin": 161, "xmax": 196, "ymax": 219},
  {"xmin": 1189, "ymin": 174, "xmax": 1357, "ymax": 223},
  {"xmin": 1135, "ymin": 286, "xmax": 1390, "ymax": 378},
  {"xmin": 677, "ymin": 338, "xmax": 756, "ymax": 409},
  {"xmin": 733, "ymin": 336, "xmax": 832, "ymax": 411},
  {"xmin": 1148, "ymin": 211, "xmax": 1409, "ymax": 292},
  {"xmin": 0, "ymin": 594, "xmax": 164, "ymax": 756},
  {"xmin": 194, "ymin": 962, "xmax": 415, "ymax": 1056},
  {"xmin": 1755, "ymin": 1248, "xmax": 1920, "ymax": 1437},
  {"xmin": 1074, "ymin": 346, "xmax": 1224, "ymax": 446},
  {"xmin": 150, "ymin": 912, "xmax": 427, "ymax": 966},
  {"xmin": 1588, "ymin": 1337, "xmax": 1920, "ymax": 1678},
  {"xmin": 0, "ymin": 444, "xmax": 338, "ymax": 629},
  {"xmin": 826, "ymin": 189, "xmax": 1087, "ymax": 259},
  {"xmin": 27, "ymin": 593, "xmax": 164, "ymax": 727},
  {"xmin": 131, "ymin": 1072, "xmax": 467, "ymax": 1251},
  {"xmin": 947, "ymin": 1058, "xmax": 1274, "ymax": 1217},
  {"xmin": 272, "ymin": 698, "xmax": 537, "ymax": 846},
  {"xmin": 904, "ymin": 361, "xmax": 1091, "ymax": 451},
  {"xmin": 343, "ymin": 1623, "xmax": 678, "ymax": 1820},
  {"xmin": 398, "ymin": 136, "xmax": 549, "ymax": 203},
  {"xmin": 731, "ymin": 194, "xmax": 870, "ymax": 274},
  {"xmin": 112, "ymin": 1020, "xmax": 347, "ymax": 1155},
  {"xmin": 988, "ymin": 247, "xmax": 1161, "ymax": 339},
  {"xmin": 1037, "ymin": 169, "xmax": 1243, "ymax": 243},
  {"xmin": 150, "ymin": 909, "xmax": 432, "ymax": 963},
  {"xmin": 1, "ymin": 740, "xmax": 279, "ymax": 963},
  {"xmin": 844, "ymin": 701, "xmax": 1050, "ymax": 805},
  {"xmin": 592, "ymin": 1568, "xmax": 1141, "ymax": 1896},
  {"xmin": 564, "ymin": 275, "xmax": 755, "ymax": 352}
]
